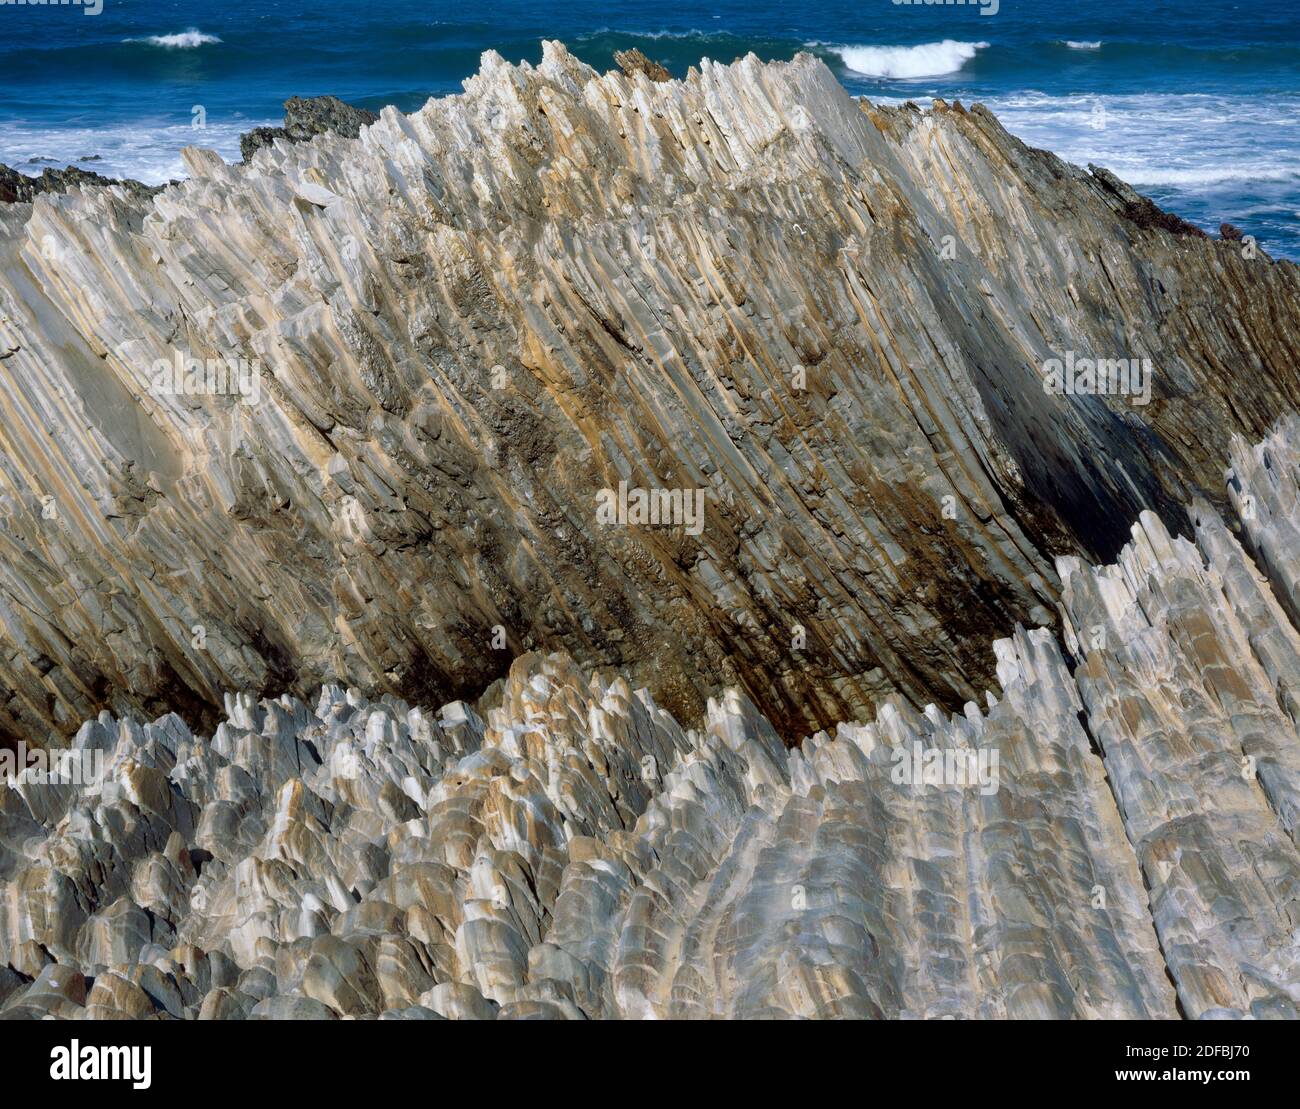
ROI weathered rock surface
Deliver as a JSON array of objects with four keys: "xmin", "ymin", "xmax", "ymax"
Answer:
[
  {"xmin": 613, "ymin": 49, "xmax": 672, "ymax": 83},
  {"xmin": 0, "ymin": 45, "xmax": 1298, "ymax": 749},
  {"xmin": 0, "ymin": 162, "xmax": 163, "ymax": 205},
  {"xmin": 1, "ymin": 420, "xmax": 1297, "ymax": 1018},
  {"xmin": 0, "ymin": 46, "xmax": 1298, "ymax": 1018},
  {"xmin": 238, "ymin": 95, "xmax": 382, "ymax": 163}
]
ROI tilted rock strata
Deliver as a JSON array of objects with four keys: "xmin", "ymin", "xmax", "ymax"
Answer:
[
  {"xmin": 238, "ymin": 96, "xmax": 383, "ymax": 164},
  {"xmin": 0, "ymin": 46, "xmax": 1298, "ymax": 745},
  {"xmin": 1060, "ymin": 515, "xmax": 1300, "ymax": 1017},
  {"xmin": 1227, "ymin": 415, "xmax": 1300, "ymax": 635},
  {"xmin": 0, "ymin": 645, "xmax": 1175, "ymax": 1019},
  {"xmin": 3, "ymin": 430, "xmax": 1300, "ymax": 1017},
  {"xmin": 612, "ymin": 49, "xmax": 672, "ymax": 83}
]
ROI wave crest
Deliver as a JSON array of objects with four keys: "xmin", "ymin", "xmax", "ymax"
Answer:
[
  {"xmin": 832, "ymin": 40, "xmax": 987, "ymax": 79},
  {"xmin": 124, "ymin": 29, "xmax": 222, "ymax": 49}
]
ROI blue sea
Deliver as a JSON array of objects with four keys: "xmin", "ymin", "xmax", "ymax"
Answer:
[{"xmin": 2, "ymin": 0, "xmax": 1298, "ymax": 257}]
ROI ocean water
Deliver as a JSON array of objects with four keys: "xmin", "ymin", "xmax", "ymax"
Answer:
[{"xmin": 1, "ymin": 0, "xmax": 1298, "ymax": 258}]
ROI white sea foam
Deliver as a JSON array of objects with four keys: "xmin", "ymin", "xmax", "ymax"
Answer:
[
  {"xmin": 832, "ymin": 40, "xmax": 988, "ymax": 79},
  {"xmin": 0, "ymin": 117, "xmax": 269, "ymax": 186},
  {"xmin": 577, "ymin": 27, "xmax": 726, "ymax": 42},
  {"xmin": 1122, "ymin": 166, "xmax": 1299, "ymax": 187},
  {"xmin": 971, "ymin": 89, "xmax": 1300, "ymax": 236},
  {"xmin": 1063, "ymin": 40, "xmax": 1102, "ymax": 50},
  {"xmin": 125, "ymin": 29, "xmax": 222, "ymax": 49}
]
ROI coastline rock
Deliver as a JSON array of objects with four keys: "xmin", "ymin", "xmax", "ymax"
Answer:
[
  {"xmin": 613, "ymin": 49, "xmax": 672, "ymax": 82},
  {"xmin": 1, "ymin": 422, "xmax": 1297, "ymax": 1017},
  {"xmin": 0, "ymin": 162, "xmax": 163, "ymax": 205},
  {"xmin": 1088, "ymin": 167, "xmax": 1209, "ymax": 238},
  {"xmin": 239, "ymin": 95, "xmax": 381, "ymax": 162},
  {"xmin": 0, "ymin": 44, "xmax": 1297, "ymax": 757}
]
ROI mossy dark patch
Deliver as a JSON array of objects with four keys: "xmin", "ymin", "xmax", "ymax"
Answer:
[{"xmin": 1120, "ymin": 196, "xmax": 1208, "ymax": 239}]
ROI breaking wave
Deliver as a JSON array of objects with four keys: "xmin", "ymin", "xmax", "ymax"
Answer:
[
  {"xmin": 832, "ymin": 40, "xmax": 988, "ymax": 79},
  {"xmin": 124, "ymin": 29, "xmax": 222, "ymax": 49}
]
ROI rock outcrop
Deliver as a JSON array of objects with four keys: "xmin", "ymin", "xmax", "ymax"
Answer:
[
  {"xmin": 2, "ymin": 426, "xmax": 1298, "ymax": 1016},
  {"xmin": 0, "ymin": 45, "xmax": 1297, "ymax": 795},
  {"xmin": 4, "ymin": 33, "xmax": 1300, "ymax": 1024},
  {"xmin": 613, "ymin": 49, "xmax": 672, "ymax": 83},
  {"xmin": 0, "ymin": 163, "xmax": 162, "ymax": 205},
  {"xmin": 238, "ymin": 95, "xmax": 382, "ymax": 163}
]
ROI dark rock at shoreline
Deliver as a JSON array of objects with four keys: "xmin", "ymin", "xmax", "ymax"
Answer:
[
  {"xmin": 0, "ymin": 162, "xmax": 163, "ymax": 205},
  {"xmin": 0, "ymin": 94, "xmax": 379, "ymax": 204},
  {"xmin": 1120, "ymin": 195, "xmax": 1210, "ymax": 238},
  {"xmin": 239, "ymin": 94, "xmax": 380, "ymax": 162},
  {"xmin": 1088, "ymin": 163, "xmax": 1209, "ymax": 238}
]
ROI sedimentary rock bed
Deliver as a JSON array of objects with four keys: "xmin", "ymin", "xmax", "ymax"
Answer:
[
  {"xmin": 1, "ymin": 42, "xmax": 1299, "ymax": 1019},
  {"xmin": 1, "ymin": 45, "xmax": 1298, "ymax": 746},
  {"xmin": 1, "ymin": 421, "xmax": 1298, "ymax": 1018}
]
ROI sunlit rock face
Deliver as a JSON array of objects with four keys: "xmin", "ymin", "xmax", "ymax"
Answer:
[
  {"xmin": 2, "ymin": 44, "xmax": 1300, "ymax": 1020},
  {"xmin": 1, "ymin": 425, "xmax": 1298, "ymax": 1018},
  {"xmin": 1, "ymin": 44, "xmax": 1298, "ymax": 747}
]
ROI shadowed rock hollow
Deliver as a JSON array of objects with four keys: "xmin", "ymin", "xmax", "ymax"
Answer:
[{"xmin": 0, "ymin": 43, "xmax": 1298, "ymax": 749}]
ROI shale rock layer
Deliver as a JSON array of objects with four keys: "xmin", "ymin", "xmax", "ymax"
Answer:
[
  {"xmin": 1, "ymin": 46, "xmax": 1298, "ymax": 745},
  {"xmin": 2, "ymin": 421, "xmax": 1298, "ymax": 1019}
]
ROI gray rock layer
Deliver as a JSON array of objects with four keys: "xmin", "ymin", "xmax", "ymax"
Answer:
[
  {"xmin": 2, "ymin": 420, "xmax": 1298, "ymax": 1019},
  {"xmin": 239, "ymin": 96, "xmax": 383, "ymax": 164},
  {"xmin": 0, "ymin": 45, "xmax": 1298, "ymax": 747},
  {"xmin": 0, "ymin": 163, "xmax": 163, "ymax": 206}
]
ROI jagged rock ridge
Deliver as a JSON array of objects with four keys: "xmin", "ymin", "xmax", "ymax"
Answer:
[
  {"xmin": 0, "ymin": 164, "xmax": 162, "ymax": 206},
  {"xmin": 0, "ymin": 44, "xmax": 1298, "ymax": 754},
  {"xmin": 239, "ymin": 96, "xmax": 383, "ymax": 164},
  {"xmin": 1, "ymin": 420, "xmax": 1297, "ymax": 1019}
]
